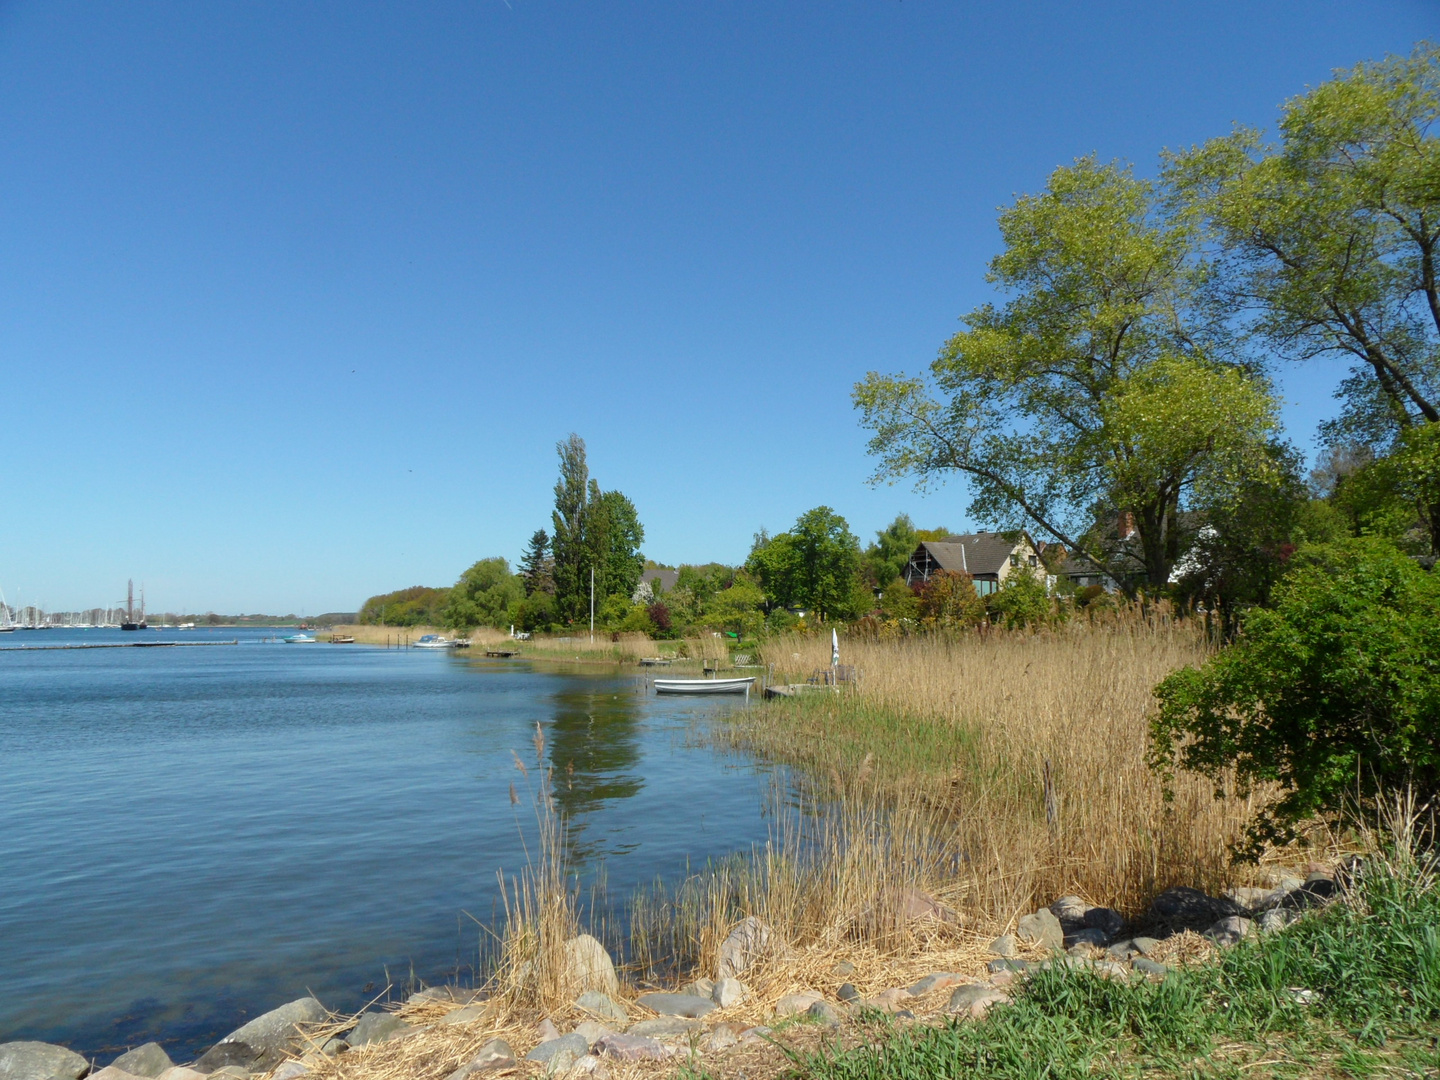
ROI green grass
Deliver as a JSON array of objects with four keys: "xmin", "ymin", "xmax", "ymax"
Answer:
[
  {"xmin": 715, "ymin": 693, "xmax": 987, "ymax": 793},
  {"xmin": 783, "ymin": 855, "xmax": 1440, "ymax": 1080}
]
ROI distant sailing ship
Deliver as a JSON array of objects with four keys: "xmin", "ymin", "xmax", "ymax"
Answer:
[
  {"xmin": 0, "ymin": 584, "xmax": 13, "ymax": 633},
  {"xmin": 120, "ymin": 580, "xmax": 147, "ymax": 631}
]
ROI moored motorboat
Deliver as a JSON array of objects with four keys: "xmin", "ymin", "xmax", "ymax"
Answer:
[
  {"xmin": 653, "ymin": 676, "xmax": 756, "ymax": 695},
  {"xmin": 282, "ymin": 633, "xmax": 317, "ymax": 643}
]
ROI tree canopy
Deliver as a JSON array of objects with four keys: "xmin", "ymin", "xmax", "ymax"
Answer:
[
  {"xmin": 443, "ymin": 558, "xmax": 523, "ymax": 630},
  {"xmin": 854, "ymin": 156, "xmax": 1282, "ymax": 592},
  {"xmin": 748, "ymin": 506, "xmax": 864, "ymax": 620}
]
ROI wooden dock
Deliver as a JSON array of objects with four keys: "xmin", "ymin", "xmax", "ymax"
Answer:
[{"xmin": 484, "ymin": 649, "xmax": 520, "ymax": 658}]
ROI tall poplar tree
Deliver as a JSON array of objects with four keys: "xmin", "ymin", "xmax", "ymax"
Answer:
[{"xmin": 551, "ymin": 434, "xmax": 589, "ymax": 622}]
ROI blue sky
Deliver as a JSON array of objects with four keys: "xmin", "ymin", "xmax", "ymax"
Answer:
[{"xmin": 1, "ymin": 1, "xmax": 1432, "ymax": 614}]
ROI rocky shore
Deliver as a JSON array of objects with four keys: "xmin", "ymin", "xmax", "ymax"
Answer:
[{"xmin": 0, "ymin": 864, "xmax": 1350, "ymax": 1080}]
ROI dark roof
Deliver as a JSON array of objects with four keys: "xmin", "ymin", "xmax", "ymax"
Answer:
[
  {"xmin": 641, "ymin": 567, "xmax": 680, "ymax": 593},
  {"xmin": 911, "ymin": 532, "xmax": 1027, "ymax": 578}
]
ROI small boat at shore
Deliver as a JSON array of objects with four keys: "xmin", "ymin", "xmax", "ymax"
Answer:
[
  {"xmin": 282, "ymin": 633, "xmax": 317, "ymax": 643},
  {"xmin": 330, "ymin": 635, "xmax": 356, "ymax": 644},
  {"xmin": 653, "ymin": 676, "xmax": 756, "ymax": 695},
  {"xmin": 414, "ymin": 634, "xmax": 464, "ymax": 649}
]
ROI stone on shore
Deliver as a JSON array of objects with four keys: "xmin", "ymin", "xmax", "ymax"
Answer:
[
  {"xmin": 1148, "ymin": 887, "xmax": 1241, "ymax": 930},
  {"xmin": 345, "ymin": 1012, "xmax": 412, "ymax": 1047},
  {"xmin": 443, "ymin": 1039, "xmax": 514, "ymax": 1080},
  {"xmin": 198, "ymin": 997, "xmax": 327, "ymax": 1072},
  {"xmin": 988, "ymin": 934, "xmax": 1017, "ymax": 957},
  {"xmin": 774, "ymin": 992, "xmax": 823, "ymax": 1017},
  {"xmin": 155, "ymin": 1069, "xmax": 207, "ymax": 1080},
  {"xmin": 836, "ymin": 983, "xmax": 860, "ymax": 1003},
  {"xmin": 682, "ymin": 978, "xmax": 715, "ymax": 1000},
  {"xmin": 635, "ymin": 993, "xmax": 714, "ymax": 1018},
  {"xmin": 86, "ymin": 1068, "xmax": 144, "ymax": 1080},
  {"xmin": 806, "ymin": 1002, "xmax": 843, "ymax": 1027},
  {"xmin": 0, "ymin": 1042, "xmax": 89, "ymax": 1080},
  {"xmin": 575, "ymin": 992, "xmax": 628, "ymax": 1026},
  {"xmin": 1205, "ymin": 916, "xmax": 1253, "ymax": 947},
  {"xmin": 947, "ymin": 985, "xmax": 1008, "ymax": 1018},
  {"xmin": 830, "ymin": 961, "xmax": 855, "ymax": 977},
  {"xmin": 896, "ymin": 887, "xmax": 959, "ymax": 924},
  {"xmin": 1065, "ymin": 928, "xmax": 1110, "ymax": 949},
  {"xmin": 534, "ymin": 1020, "xmax": 561, "ymax": 1044},
  {"xmin": 570, "ymin": 1054, "xmax": 608, "ymax": 1078},
  {"xmin": 906, "ymin": 973, "xmax": 963, "ymax": 996},
  {"xmin": 592, "ymin": 1035, "xmax": 677, "ymax": 1061},
  {"xmin": 625, "ymin": 1018, "xmax": 699, "ymax": 1039},
  {"xmin": 526, "ymin": 1034, "xmax": 588, "ymax": 1073},
  {"xmin": 438, "ymin": 1005, "xmax": 485, "ymax": 1027},
  {"xmin": 572, "ymin": 1022, "xmax": 613, "ymax": 1046},
  {"xmin": 563, "ymin": 936, "xmax": 620, "ymax": 997},
  {"xmin": 1132, "ymin": 957, "xmax": 1168, "ymax": 978},
  {"xmin": 407, "ymin": 986, "xmax": 482, "ymax": 1006},
  {"xmin": 1049, "ymin": 896, "xmax": 1089, "ymax": 928},
  {"xmin": 1016, "ymin": 908, "xmax": 1064, "ymax": 951},
  {"xmin": 320, "ymin": 1038, "xmax": 348, "ymax": 1057},
  {"xmin": 701, "ymin": 1025, "xmax": 741, "ymax": 1053},
  {"xmin": 269, "ymin": 1063, "xmax": 309, "ymax": 1080},
  {"xmin": 110, "ymin": 1044, "xmax": 172, "ymax": 1079},
  {"xmin": 1258, "ymin": 908, "xmax": 1292, "ymax": 933},
  {"xmin": 717, "ymin": 917, "xmax": 782, "ymax": 980},
  {"xmin": 1083, "ymin": 907, "xmax": 1125, "ymax": 940},
  {"xmin": 711, "ymin": 978, "xmax": 747, "ymax": 1008}
]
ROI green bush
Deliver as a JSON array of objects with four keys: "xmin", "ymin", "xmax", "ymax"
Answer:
[
  {"xmin": 1152, "ymin": 538, "xmax": 1440, "ymax": 846},
  {"xmin": 985, "ymin": 572, "xmax": 1056, "ymax": 629}
]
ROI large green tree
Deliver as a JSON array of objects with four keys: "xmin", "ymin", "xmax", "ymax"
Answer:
[
  {"xmin": 584, "ymin": 486, "xmax": 646, "ymax": 608},
  {"xmin": 748, "ymin": 506, "xmax": 864, "ymax": 620},
  {"xmin": 443, "ymin": 558, "xmax": 524, "ymax": 630},
  {"xmin": 519, "ymin": 529, "xmax": 554, "ymax": 597},
  {"xmin": 854, "ymin": 157, "xmax": 1282, "ymax": 591},
  {"xmin": 1166, "ymin": 45, "xmax": 1440, "ymax": 551}
]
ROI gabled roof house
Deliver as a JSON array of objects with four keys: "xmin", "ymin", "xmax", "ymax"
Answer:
[{"xmin": 903, "ymin": 532, "xmax": 1043, "ymax": 596}]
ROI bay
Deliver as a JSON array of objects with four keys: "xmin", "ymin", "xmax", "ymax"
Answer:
[{"xmin": 0, "ymin": 629, "xmax": 784, "ymax": 1060}]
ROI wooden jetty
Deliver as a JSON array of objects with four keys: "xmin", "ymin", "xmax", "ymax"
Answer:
[{"xmin": 484, "ymin": 648, "xmax": 520, "ymax": 658}]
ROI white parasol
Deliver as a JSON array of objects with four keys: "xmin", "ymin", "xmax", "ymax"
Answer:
[{"xmin": 831, "ymin": 627, "xmax": 840, "ymax": 668}]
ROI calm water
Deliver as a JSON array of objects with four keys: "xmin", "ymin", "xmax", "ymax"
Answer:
[{"xmin": 0, "ymin": 629, "xmax": 785, "ymax": 1060}]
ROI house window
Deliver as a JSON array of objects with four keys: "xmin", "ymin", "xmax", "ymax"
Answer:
[
  {"xmin": 1028, "ymin": 555, "xmax": 1038, "ymax": 567},
  {"xmin": 1009, "ymin": 553, "xmax": 1020, "ymax": 567}
]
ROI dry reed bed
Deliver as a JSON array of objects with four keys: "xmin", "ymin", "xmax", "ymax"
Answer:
[{"xmin": 743, "ymin": 621, "xmax": 1268, "ymax": 918}]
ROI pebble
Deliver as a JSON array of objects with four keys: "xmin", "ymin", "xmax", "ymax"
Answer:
[
  {"xmin": 836, "ymin": 983, "xmax": 860, "ymax": 1003},
  {"xmin": 635, "ymin": 992, "xmax": 715, "ymax": 1018},
  {"xmin": 806, "ymin": 1002, "xmax": 844, "ymax": 1027}
]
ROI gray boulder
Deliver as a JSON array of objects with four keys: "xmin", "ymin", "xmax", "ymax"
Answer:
[
  {"xmin": 1083, "ymin": 907, "xmax": 1125, "ymax": 940},
  {"xmin": 269, "ymin": 1064, "xmax": 308, "ymax": 1080},
  {"xmin": 626, "ymin": 1018, "xmax": 699, "ymax": 1039},
  {"xmin": 1049, "ymin": 896, "xmax": 1089, "ymax": 928},
  {"xmin": 806, "ymin": 1002, "xmax": 843, "ymax": 1027},
  {"xmin": 1064, "ymin": 927, "xmax": 1110, "ymax": 949},
  {"xmin": 717, "ymin": 916, "xmax": 784, "ymax": 980},
  {"xmin": 836, "ymin": 983, "xmax": 860, "ymax": 1003},
  {"xmin": 712, "ymin": 978, "xmax": 746, "ymax": 1008},
  {"xmin": 111, "ymin": 1044, "xmax": 172, "ymax": 1079},
  {"xmin": 443, "ymin": 1039, "xmax": 515, "ymax": 1080},
  {"xmin": 592, "ymin": 1035, "xmax": 675, "ymax": 1061},
  {"xmin": 563, "ymin": 936, "xmax": 619, "ymax": 998},
  {"xmin": 199, "ymin": 997, "xmax": 327, "ymax": 1072},
  {"xmin": 1258, "ymin": 908, "xmax": 1292, "ymax": 933},
  {"xmin": 634, "ymin": 993, "xmax": 714, "ymax": 1018},
  {"xmin": 572, "ymin": 1022, "xmax": 613, "ymax": 1046},
  {"xmin": 1016, "ymin": 908, "xmax": 1064, "ymax": 951},
  {"xmin": 575, "ymin": 991, "xmax": 628, "ymax": 1026},
  {"xmin": 1148, "ymin": 887, "xmax": 1242, "ymax": 930},
  {"xmin": 0, "ymin": 1042, "xmax": 90, "ymax": 1080},
  {"xmin": 988, "ymin": 934, "xmax": 1017, "ymax": 957},
  {"xmin": 1132, "ymin": 957, "xmax": 1168, "ymax": 977},
  {"xmin": 526, "ymin": 1034, "xmax": 588, "ymax": 1072},
  {"xmin": 345, "ymin": 1011, "xmax": 412, "ymax": 1047},
  {"xmin": 1205, "ymin": 915, "xmax": 1253, "ymax": 947}
]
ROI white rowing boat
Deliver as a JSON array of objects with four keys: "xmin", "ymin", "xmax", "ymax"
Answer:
[{"xmin": 653, "ymin": 676, "xmax": 756, "ymax": 695}]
